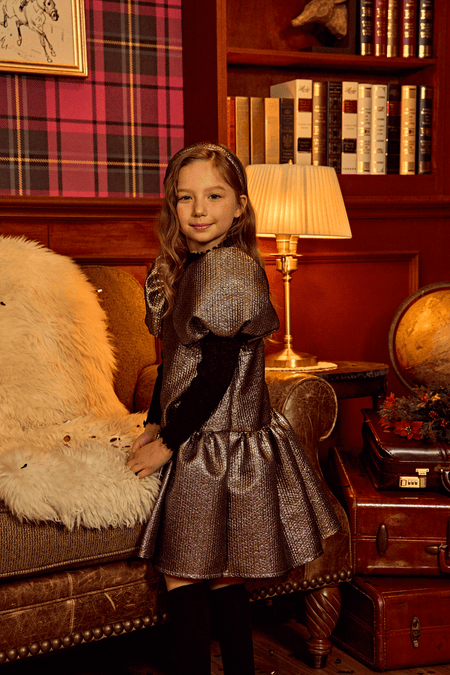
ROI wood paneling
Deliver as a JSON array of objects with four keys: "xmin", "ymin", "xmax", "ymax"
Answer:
[
  {"xmin": 2, "ymin": 195, "xmax": 450, "ymax": 448},
  {"xmin": 0, "ymin": 197, "xmax": 161, "ymax": 261},
  {"xmin": 264, "ymin": 251, "xmax": 419, "ymax": 399}
]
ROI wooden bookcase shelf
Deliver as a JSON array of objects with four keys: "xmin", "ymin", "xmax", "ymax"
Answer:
[
  {"xmin": 227, "ymin": 48, "xmax": 437, "ymax": 73},
  {"xmin": 182, "ymin": 0, "xmax": 449, "ymax": 203}
]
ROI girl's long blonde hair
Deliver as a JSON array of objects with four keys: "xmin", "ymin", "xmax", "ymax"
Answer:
[{"xmin": 157, "ymin": 143, "xmax": 264, "ymax": 315}]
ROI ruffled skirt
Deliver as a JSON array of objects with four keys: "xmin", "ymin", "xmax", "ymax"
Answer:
[{"xmin": 138, "ymin": 409, "xmax": 340, "ymax": 579}]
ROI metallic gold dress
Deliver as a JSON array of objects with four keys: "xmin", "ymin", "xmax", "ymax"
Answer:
[{"xmin": 139, "ymin": 245, "xmax": 340, "ymax": 579}]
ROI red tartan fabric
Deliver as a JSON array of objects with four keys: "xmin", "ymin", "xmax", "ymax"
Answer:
[{"xmin": 0, "ymin": 0, "xmax": 183, "ymax": 197}]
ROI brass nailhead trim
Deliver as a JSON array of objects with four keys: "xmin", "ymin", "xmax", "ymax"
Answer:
[
  {"xmin": 0, "ymin": 570, "xmax": 355, "ymax": 663},
  {"xmin": 0, "ymin": 612, "xmax": 166, "ymax": 663},
  {"xmin": 248, "ymin": 569, "xmax": 353, "ymax": 603}
]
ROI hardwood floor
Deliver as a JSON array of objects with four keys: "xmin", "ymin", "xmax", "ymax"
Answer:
[{"xmin": 6, "ymin": 613, "xmax": 450, "ymax": 675}]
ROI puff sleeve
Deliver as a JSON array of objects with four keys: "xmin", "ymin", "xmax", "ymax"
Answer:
[
  {"xmin": 144, "ymin": 256, "xmax": 165, "ymax": 340},
  {"xmin": 173, "ymin": 247, "xmax": 279, "ymax": 345}
]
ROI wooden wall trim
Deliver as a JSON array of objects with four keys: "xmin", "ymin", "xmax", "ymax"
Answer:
[
  {"xmin": 264, "ymin": 251, "xmax": 420, "ymax": 295},
  {"xmin": 0, "ymin": 196, "xmax": 163, "ymax": 220},
  {"xmin": 1, "ymin": 195, "xmax": 450, "ymax": 223},
  {"xmin": 345, "ymin": 196, "xmax": 450, "ymax": 219},
  {"xmin": 75, "ymin": 256, "xmax": 153, "ymax": 266},
  {"xmin": 0, "ymin": 197, "xmax": 163, "ymax": 257}
]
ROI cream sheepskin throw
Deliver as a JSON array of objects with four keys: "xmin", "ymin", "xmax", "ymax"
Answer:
[{"xmin": 0, "ymin": 235, "xmax": 159, "ymax": 529}]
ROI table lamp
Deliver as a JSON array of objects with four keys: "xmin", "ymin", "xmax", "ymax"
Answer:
[{"xmin": 246, "ymin": 163, "xmax": 352, "ymax": 369}]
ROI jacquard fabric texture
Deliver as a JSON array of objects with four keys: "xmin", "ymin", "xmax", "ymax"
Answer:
[
  {"xmin": 174, "ymin": 247, "xmax": 276, "ymax": 344},
  {"xmin": 144, "ymin": 257, "xmax": 166, "ymax": 340},
  {"xmin": 140, "ymin": 246, "xmax": 340, "ymax": 579},
  {"xmin": 158, "ymin": 335, "xmax": 242, "ymax": 452}
]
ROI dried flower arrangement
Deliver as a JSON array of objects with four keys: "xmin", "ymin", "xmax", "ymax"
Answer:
[{"xmin": 379, "ymin": 386, "xmax": 450, "ymax": 444}]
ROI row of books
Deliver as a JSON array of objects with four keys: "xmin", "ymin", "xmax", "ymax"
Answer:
[
  {"xmin": 360, "ymin": 0, "xmax": 434, "ymax": 58},
  {"xmin": 227, "ymin": 79, "xmax": 433, "ymax": 175}
]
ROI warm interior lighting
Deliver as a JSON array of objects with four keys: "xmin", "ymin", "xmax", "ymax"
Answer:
[{"xmin": 246, "ymin": 163, "xmax": 352, "ymax": 369}]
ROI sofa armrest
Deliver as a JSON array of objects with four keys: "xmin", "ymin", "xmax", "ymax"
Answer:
[
  {"xmin": 264, "ymin": 371, "xmax": 352, "ymax": 584},
  {"xmin": 265, "ymin": 371, "xmax": 337, "ymax": 477},
  {"xmin": 134, "ymin": 364, "xmax": 159, "ymax": 413}
]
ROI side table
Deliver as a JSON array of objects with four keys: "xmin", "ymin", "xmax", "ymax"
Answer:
[
  {"xmin": 313, "ymin": 361, "xmax": 389, "ymax": 408},
  {"xmin": 313, "ymin": 361, "xmax": 389, "ymax": 453}
]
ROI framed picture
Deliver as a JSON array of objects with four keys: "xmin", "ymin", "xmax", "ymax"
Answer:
[{"xmin": 0, "ymin": 0, "xmax": 87, "ymax": 77}]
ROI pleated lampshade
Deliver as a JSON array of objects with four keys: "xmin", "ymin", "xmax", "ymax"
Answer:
[{"xmin": 245, "ymin": 163, "xmax": 352, "ymax": 239}]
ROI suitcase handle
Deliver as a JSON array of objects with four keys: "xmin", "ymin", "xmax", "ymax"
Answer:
[
  {"xmin": 437, "ymin": 522, "xmax": 450, "ymax": 574},
  {"xmin": 435, "ymin": 465, "xmax": 450, "ymax": 493},
  {"xmin": 438, "ymin": 545, "xmax": 450, "ymax": 574},
  {"xmin": 441, "ymin": 469, "xmax": 450, "ymax": 494}
]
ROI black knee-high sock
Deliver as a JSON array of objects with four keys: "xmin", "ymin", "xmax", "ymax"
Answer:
[
  {"xmin": 210, "ymin": 584, "xmax": 255, "ymax": 675},
  {"xmin": 167, "ymin": 582, "xmax": 211, "ymax": 675}
]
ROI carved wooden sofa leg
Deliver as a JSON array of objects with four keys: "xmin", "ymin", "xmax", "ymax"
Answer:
[{"xmin": 304, "ymin": 584, "xmax": 341, "ymax": 668}]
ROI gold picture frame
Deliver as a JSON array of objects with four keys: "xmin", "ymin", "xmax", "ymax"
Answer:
[{"xmin": 0, "ymin": 0, "xmax": 87, "ymax": 77}]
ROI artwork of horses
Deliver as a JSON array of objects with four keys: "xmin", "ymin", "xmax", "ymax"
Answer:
[
  {"xmin": 0, "ymin": 0, "xmax": 86, "ymax": 76},
  {"xmin": 1, "ymin": 0, "xmax": 59, "ymax": 62}
]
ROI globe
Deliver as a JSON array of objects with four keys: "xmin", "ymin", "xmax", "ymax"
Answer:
[{"xmin": 389, "ymin": 283, "xmax": 450, "ymax": 392}]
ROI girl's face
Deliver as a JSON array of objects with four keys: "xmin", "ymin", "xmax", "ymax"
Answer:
[{"xmin": 176, "ymin": 159, "xmax": 247, "ymax": 253}]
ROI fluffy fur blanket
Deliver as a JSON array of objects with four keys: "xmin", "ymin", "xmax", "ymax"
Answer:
[{"xmin": 0, "ymin": 236, "xmax": 159, "ymax": 529}]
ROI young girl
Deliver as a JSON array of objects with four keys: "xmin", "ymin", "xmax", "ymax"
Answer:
[{"xmin": 126, "ymin": 142, "xmax": 340, "ymax": 675}]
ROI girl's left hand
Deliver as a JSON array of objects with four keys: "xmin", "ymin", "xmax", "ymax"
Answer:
[{"xmin": 126, "ymin": 437, "xmax": 173, "ymax": 478}]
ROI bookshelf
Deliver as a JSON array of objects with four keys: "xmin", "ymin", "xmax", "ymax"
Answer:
[{"xmin": 181, "ymin": 0, "xmax": 449, "ymax": 202}]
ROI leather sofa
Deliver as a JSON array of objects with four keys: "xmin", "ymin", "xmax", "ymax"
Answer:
[{"xmin": 0, "ymin": 265, "xmax": 351, "ymax": 669}]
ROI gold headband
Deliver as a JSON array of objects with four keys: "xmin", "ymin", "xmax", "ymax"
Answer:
[{"xmin": 168, "ymin": 142, "xmax": 246, "ymax": 190}]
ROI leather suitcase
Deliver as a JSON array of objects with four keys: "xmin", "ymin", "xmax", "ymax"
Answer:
[
  {"xmin": 332, "ymin": 575, "xmax": 450, "ymax": 671},
  {"xmin": 362, "ymin": 408, "xmax": 450, "ymax": 492},
  {"xmin": 328, "ymin": 448, "xmax": 450, "ymax": 576}
]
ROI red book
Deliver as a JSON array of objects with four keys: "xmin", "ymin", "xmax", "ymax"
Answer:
[
  {"xmin": 400, "ymin": 0, "xmax": 417, "ymax": 57},
  {"xmin": 226, "ymin": 96, "xmax": 236, "ymax": 153},
  {"xmin": 374, "ymin": 0, "xmax": 387, "ymax": 56}
]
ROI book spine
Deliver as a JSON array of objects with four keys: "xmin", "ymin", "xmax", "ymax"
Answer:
[
  {"xmin": 269, "ymin": 79, "xmax": 312, "ymax": 164},
  {"xmin": 386, "ymin": 83, "xmax": 401, "ymax": 174},
  {"xmin": 418, "ymin": 0, "xmax": 434, "ymax": 58},
  {"xmin": 401, "ymin": 0, "xmax": 417, "ymax": 57},
  {"xmin": 327, "ymin": 81, "xmax": 342, "ymax": 173},
  {"xmin": 312, "ymin": 81, "xmax": 327, "ymax": 166},
  {"xmin": 360, "ymin": 0, "xmax": 374, "ymax": 55},
  {"xmin": 387, "ymin": 0, "xmax": 399, "ymax": 56},
  {"xmin": 341, "ymin": 81, "xmax": 358, "ymax": 174},
  {"xmin": 416, "ymin": 85, "xmax": 433, "ymax": 174},
  {"xmin": 235, "ymin": 96, "xmax": 250, "ymax": 167},
  {"xmin": 249, "ymin": 97, "xmax": 265, "ymax": 165},
  {"xmin": 400, "ymin": 84, "xmax": 417, "ymax": 174},
  {"xmin": 279, "ymin": 98, "xmax": 295, "ymax": 164},
  {"xmin": 226, "ymin": 96, "xmax": 236, "ymax": 153},
  {"xmin": 357, "ymin": 84, "xmax": 372, "ymax": 174},
  {"xmin": 295, "ymin": 82, "xmax": 313, "ymax": 165},
  {"xmin": 374, "ymin": 0, "xmax": 387, "ymax": 56},
  {"xmin": 370, "ymin": 84, "xmax": 387, "ymax": 174},
  {"xmin": 264, "ymin": 97, "xmax": 280, "ymax": 164}
]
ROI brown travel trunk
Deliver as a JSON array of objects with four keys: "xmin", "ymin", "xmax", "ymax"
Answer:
[
  {"xmin": 328, "ymin": 448, "xmax": 450, "ymax": 576},
  {"xmin": 361, "ymin": 408, "xmax": 450, "ymax": 493},
  {"xmin": 332, "ymin": 575, "xmax": 450, "ymax": 671}
]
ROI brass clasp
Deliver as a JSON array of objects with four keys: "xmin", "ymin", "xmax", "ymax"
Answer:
[{"xmin": 410, "ymin": 616, "xmax": 421, "ymax": 648}]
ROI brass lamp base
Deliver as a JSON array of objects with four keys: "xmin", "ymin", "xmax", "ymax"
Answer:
[
  {"xmin": 265, "ymin": 346, "xmax": 318, "ymax": 369},
  {"xmin": 266, "ymin": 234, "xmax": 319, "ymax": 370}
]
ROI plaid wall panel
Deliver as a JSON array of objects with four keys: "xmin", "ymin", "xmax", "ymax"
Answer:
[{"xmin": 0, "ymin": 0, "xmax": 183, "ymax": 197}]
